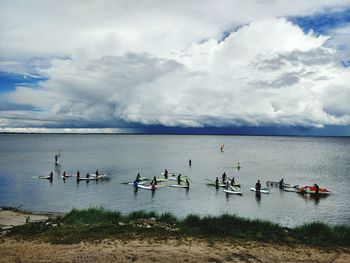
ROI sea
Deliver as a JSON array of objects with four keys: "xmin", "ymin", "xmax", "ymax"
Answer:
[{"xmin": 0, "ymin": 134, "xmax": 349, "ymax": 227}]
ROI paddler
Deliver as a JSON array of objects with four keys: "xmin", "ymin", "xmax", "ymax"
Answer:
[
  {"xmin": 177, "ymin": 174, "xmax": 182, "ymax": 185},
  {"xmin": 133, "ymin": 179, "xmax": 138, "ymax": 188},
  {"xmin": 153, "ymin": 176, "xmax": 158, "ymax": 185},
  {"xmin": 76, "ymin": 171, "xmax": 80, "ymax": 182},
  {"xmin": 222, "ymin": 172, "xmax": 227, "ymax": 183},
  {"xmin": 314, "ymin": 183, "xmax": 319, "ymax": 195},
  {"xmin": 279, "ymin": 179, "xmax": 284, "ymax": 189},
  {"xmin": 215, "ymin": 177, "xmax": 219, "ymax": 187},
  {"xmin": 255, "ymin": 180, "xmax": 261, "ymax": 194},
  {"xmin": 63, "ymin": 171, "xmax": 67, "ymax": 180},
  {"xmin": 95, "ymin": 170, "xmax": 99, "ymax": 177},
  {"xmin": 231, "ymin": 177, "xmax": 235, "ymax": 186},
  {"xmin": 49, "ymin": 171, "xmax": 53, "ymax": 181},
  {"xmin": 136, "ymin": 172, "xmax": 141, "ymax": 182},
  {"xmin": 151, "ymin": 181, "xmax": 156, "ymax": 192},
  {"xmin": 164, "ymin": 169, "xmax": 168, "ymax": 179}
]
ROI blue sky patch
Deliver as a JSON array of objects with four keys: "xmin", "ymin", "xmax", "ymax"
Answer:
[
  {"xmin": 290, "ymin": 8, "xmax": 350, "ymax": 35},
  {"xmin": 0, "ymin": 72, "xmax": 46, "ymax": 93}
]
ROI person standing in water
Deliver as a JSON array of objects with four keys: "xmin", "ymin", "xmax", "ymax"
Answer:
[
  {"xmin": 49, "ymin": 171, "xmax": 53, "ymax": 181},
  {"xmin": 215, "ymin": 177, "xmax": 219, "ymax": 188},
  {"xmin": 255, "ymin": 180, "xmax": 261, "ymax": 194},
  {"xmin": 76, "ymin": 171, "xmax": 80, "ymax": 182},
  {"xmin": 186, "ymin": 179, "xmax": 190, "ymax": 188},
  {"xmin": 189, "ymin": 159, "xmax": 192, "ymax": 166},
  {"xmin": 55, "ymin": 155, "xmax": 58, "ymax": 165},
  {"xmin": 279, "ymin": 179, "xmax": 284, "ymax": 189},
  {"xmin": 314, "ymin": 183, "xmax": 319, "ymax": 195},
  {"xmin": 222, "ymin": 172, "xmax": 227, "ymax": 183},
  {"xmin": 177, "ymin": 174, "xmax": 182, "ymax": 185},
  {"xmin": 231, "ymin": 177, "xmax": 235, "ymax": 186},
  {"xmin": 136, "ymin": 172, "xmax": 141, "ymax": 182},
  {"xmin": 164, "ymin": 169, "xmax": 168, "ymax": 179}
]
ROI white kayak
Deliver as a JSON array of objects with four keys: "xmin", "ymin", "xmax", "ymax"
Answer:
[
  {"xmin": 223, "ymin": 189, "xmax": 242, "ymax": 195},
  {"xmin": 170, "ymin": 184, "xmax": 189, "ymax": 188},
  {"xmin": 250, "ymin": 187, "xmax": 270, "ymax": 194}
]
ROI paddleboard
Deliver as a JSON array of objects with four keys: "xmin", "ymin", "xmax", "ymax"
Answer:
[
  {"xmin": 170, "ymin": 184, "xmax": 189, "ymax": 188},
  {"xmin": 77, "ymin": 177, "xmax": 98, "ymax": 181},
  {"xmin": 284, "ymin": 187, "xmax": 298, "ymax": 192},
  {"xmin": 250, "ymin": 187, "xmax": 269, "ymax": 194},
  {"xmin": 137, "ymin": 184, "xmax": 165, "ymax": 190},
  {"xmin": 223, "ymin": 189, "xmax": 242, "ymax": 195},
  {"xmin": 123, "ymin": 181, "xmax": 146, "ymax": 185}
]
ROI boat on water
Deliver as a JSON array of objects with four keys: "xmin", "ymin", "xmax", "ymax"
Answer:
[{"xmin": 297, "ymin": 186, "xmax": 330, "ymax": 195}]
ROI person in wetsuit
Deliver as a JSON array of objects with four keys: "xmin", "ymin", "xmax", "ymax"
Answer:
[
  {"xmin": 222, "ymin": 172, "xmax": 227, "ymax": 183},
  {"xmin": 255, "ymin": 180, "xmax": 261, "ymax": 194}
]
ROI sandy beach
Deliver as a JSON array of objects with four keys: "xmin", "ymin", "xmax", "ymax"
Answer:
[
  {"xmin": 0, "ymin": 208, "xmax": 49, "ymax": 228},
  {"xmin": 1, "ymin": 208, "xmax": 350, "ymax": 263},
  {"xmin": 1, "ymin": 237, "xmax": 350, "ymax": 263}
]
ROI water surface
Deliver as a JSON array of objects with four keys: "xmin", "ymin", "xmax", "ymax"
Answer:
[{"xmin": 0, "ymin": 134, "xmax": 349, "ymax": 227}]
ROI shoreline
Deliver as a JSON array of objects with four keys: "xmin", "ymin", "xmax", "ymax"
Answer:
[{"xmin": 1, "ymin": 207, "xmax": 350, "ymax": 262}]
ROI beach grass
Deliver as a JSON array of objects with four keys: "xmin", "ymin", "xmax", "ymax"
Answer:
[{"xmin": 6, "ymin": 207, "xmax": 350, "ymax": 246}]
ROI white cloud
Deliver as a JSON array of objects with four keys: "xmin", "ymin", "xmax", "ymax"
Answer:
[{"xmin": 1, "ymin": 1, "xmax": 350, "ymax": 130}]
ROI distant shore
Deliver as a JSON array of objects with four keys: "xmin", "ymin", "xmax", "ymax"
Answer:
[{"xmin": 1, "ymin": 207, "xmax": 349, "ymax": 262}]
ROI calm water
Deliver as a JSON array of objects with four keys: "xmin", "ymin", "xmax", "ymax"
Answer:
[{"xmin": 0, "ymin": 134, "xmax": 349, "ymax": 227}]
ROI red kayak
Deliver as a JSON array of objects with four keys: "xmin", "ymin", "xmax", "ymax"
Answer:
[{"xmin": 297, "ymin": 186, "xmax": 330, "ymax": 195}]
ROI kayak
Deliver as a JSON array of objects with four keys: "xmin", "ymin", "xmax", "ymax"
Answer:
[
  {"xmin": 250, "ymin": 187, "xmax": 270, "ymax": 194},
  {"xmin": 170, "ymin": 184, "xmax": 189, "ymax": 188},
  {"xmin": 297, "ymin": 186, "xmax": 330, "ymax": 195},
  {"xmin": 137, "ymin": 184, "xmax": 165, "ymax": 190},
  {"xmin": 223, "ymin": 189, "xmax": 242, "ymax": 195}
]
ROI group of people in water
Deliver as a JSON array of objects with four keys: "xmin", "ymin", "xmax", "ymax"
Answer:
[
  {"xmin": 133, "ymin": 169, "xmax": 190, "ymax": 191},
  {"xmin": 46, "ymin": 170, "xmax": 101, "ymax": 182}
]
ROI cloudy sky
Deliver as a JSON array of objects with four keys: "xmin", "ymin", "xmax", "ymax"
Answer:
[{"xmin": 1, "ymin": 0, "xmax": 350, "ymax": 135}]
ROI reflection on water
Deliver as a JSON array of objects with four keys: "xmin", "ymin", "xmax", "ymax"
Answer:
[{"xmin": 0, "ymin": 134, "xmax": 349, "ymax": 227}]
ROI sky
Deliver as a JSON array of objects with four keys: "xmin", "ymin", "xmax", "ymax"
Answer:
[{"xmin": 1, "ymin": 0, "xmax": 350, "ymax": 135}]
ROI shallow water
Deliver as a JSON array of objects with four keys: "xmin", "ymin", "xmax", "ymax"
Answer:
[{"xmin": 0, "ymin": 134, "xmax": 349, "ymax": 227}]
